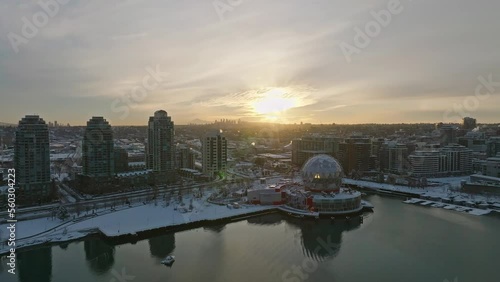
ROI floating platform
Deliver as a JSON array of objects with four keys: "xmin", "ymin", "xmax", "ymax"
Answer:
[
  {"xmin": 403, "ymin": 198, "xmax": 492, "ymax": 216},
  {"xmin": 278, "ymin": 205, "xmax": 319, "ymax": 219},
  {"xmin": 277, "ymin": 202, "xmax": 372, "ymax": 219},
  {"xmin": 403, "ymin": 198, "xmax": 424, "ymax": 204}
]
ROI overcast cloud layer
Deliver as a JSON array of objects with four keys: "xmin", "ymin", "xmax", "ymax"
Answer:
[{"xmin": 1, "ymin": 0, "xmax": 499, "ymax": 125}]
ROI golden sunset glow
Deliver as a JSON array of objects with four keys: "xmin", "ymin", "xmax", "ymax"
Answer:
[{"xmin": 252, "ymin": 88, "xmax": 298, "ymax": 117}]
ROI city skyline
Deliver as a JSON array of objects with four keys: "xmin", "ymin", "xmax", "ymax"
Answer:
[
  {"xmin": 1, "ymin": 0, "xmax": 500, "ymax": 126},
  {"xmin": 1, "ymin": 112, "xmax": 497, "ymax": 127}
]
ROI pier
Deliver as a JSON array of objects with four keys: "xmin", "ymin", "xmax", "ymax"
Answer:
[{"xmin": 403, "ymin": 198, "xmax": 495, "ymax": 216}]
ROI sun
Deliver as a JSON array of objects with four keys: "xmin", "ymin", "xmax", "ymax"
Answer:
[{"xmin": 252, "ymin": 88, "xmax": 298, "ymax": 117}]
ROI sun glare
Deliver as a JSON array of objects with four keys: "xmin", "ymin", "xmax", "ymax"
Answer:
[{"xmin": 252, "ymin": 88, "xmax": 297, "ymax": 117}]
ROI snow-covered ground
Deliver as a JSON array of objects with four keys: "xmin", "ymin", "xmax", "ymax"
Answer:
[
  {"xmin": 68, "ymin": 199, "xmax": 273, "ymax": 237},
  {"xmin": 2, "ymin": 175, "xmax": 498, "ymax": 255},
  {"xmin": 0, "ymin": 194, "xmax": 274, "ymax": 255},
  {"xmin": 343, "ymin": 177, "xmax": 500, "ymax": 204},
  {"xmin": 3, "ymin": 217, "xmax": 63, "ymax": 239},
  {"xmin": 343, "ymin": 178, "xmax": 432, "ymax": 194},
  {"xmin": 58, "ymin": 186, "xmax": 76, "ymax": 203},
  {"xmin": 428, "ymin": 176, "xmax": 470, "ymax": 188}
]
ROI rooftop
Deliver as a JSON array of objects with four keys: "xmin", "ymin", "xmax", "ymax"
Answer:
[
  {"xmin": 117, "ymin": 170, "xmax": 152, "ymax": 178},
  {"xmin": 311, "ymin": 189, "xmax": 361, "ymax": 200}
]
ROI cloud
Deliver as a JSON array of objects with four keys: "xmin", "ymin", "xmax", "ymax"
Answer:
[
  {"xmin": 0, "ymin": 0, "xmax": 499, "ymax": 125},
  {"xmin": 314, "ymin": 105, "xmax": 348, "ymax": 112},
  {"xmin": 111, "ymin": 32, "xmax": 148, "ymax": 40}
]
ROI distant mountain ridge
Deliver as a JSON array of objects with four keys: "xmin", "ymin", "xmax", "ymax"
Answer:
[
  {"xmin": 0, "ymin": 122, "xmax": 15, "ymax": 127},
  {"xmin": 188, "ymin": 118, "xmax": 210, "ymax": 125}
]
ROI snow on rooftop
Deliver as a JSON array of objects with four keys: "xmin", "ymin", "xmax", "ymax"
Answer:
[
  {"xmin": 470, "ymin": 174, "xmax": 500, "ymax": 181},
  {"xmin": 179, "ymin": 168, "xmax": 201, "ymax": 174},
  {"xmin": 128, "ymin": 161, "xmax": 146, "ymax": 166},
  {"xmin": 117, "ymin": 170, "xmax": 152, "ymax": 177},
  {"xmin": 311, "ymin": 189, "xmax": 361, "ymax": 200}
]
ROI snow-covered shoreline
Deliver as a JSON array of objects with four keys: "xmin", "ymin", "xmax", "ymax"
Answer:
[
  {"xmin": 343, "ymin": 177, "xmax": 500, "ymax": 203},
  {"xmin": 0, "ymin": 196, "xmax": 276, "ymax": 255},
  {"xmin": 3, "ymin": 176, "xmax": 499, "ymax": 255}
]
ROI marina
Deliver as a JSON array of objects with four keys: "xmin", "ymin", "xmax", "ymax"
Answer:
[{"xmin": 403, "ymin": 197, "xmax": 495, "ymax": 216}]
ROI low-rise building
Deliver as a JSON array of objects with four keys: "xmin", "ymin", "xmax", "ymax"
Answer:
[
  {"xmin": 178, "ymin": 168, "xmax": 204, "ymax": 180},
  {"xmin": 176, "ymin": 144, "xmax": 195, "ymax": 170},
  {"xmin": 247, "ymin": 186, "xmax": 284, "ymax": 205},
  {"xmin": 338, "ymin": 137, "xmax": 372, "ymax": 174},
  {"xmin": 128, "ymin": 161, "xmax": 146, "ymax": 171},
  {"xmin": 409, "ymin": 145, "xmax": 472, "ymax": 177},
  {"xmin": 291, "ymin": 136, "xmax": 342, "ymax": 166},
  {"xmin": 464, "ymin": 174, "xmax": 500, "ymax": 195},
  {"xmin": 477, "ymin": 154, "xmax": 500, "ymax": 178},
  {"xmin": 116, "ymin": 170, "xmax": 153, "ymax": 187},
  {"xmin": 114, "ymin": 147, "xmax": 129, "ymax": 173},
  {"xmin": 379, "ymin": 142, "xmax": 409, "ymax": 174},
  {"xmin": 409, "ymin": 150, "xmax": 442, "ymax": 177},
  {"xmin": 486, "ymin": 137, "xmax": 500, "ymax": 157}
]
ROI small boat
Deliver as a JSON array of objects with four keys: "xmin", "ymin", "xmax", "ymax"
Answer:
[{"xmin": 161, "ymin": 255, "xmax": 175, "ymax": 266}]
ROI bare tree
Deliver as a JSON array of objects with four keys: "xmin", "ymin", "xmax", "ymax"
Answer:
[{"xmin": 75, "ymin": 202, "xmax": 82, "ymax": 216}]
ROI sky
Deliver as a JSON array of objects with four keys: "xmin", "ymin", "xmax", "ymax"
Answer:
[{"xmin": 0, "ymin": 0, "xmax": 499, "ymax": 126}]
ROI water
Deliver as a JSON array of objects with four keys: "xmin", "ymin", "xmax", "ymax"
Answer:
[{"xmin": 1, "ymin": 195, "xmax": 500, "ymax": 282}]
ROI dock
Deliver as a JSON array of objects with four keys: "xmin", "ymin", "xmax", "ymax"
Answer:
[
  {"xmin": 278, "ymin": 205, "xmax": 319, "ymax": 218},
  {"xmin": 403, "ymin": 198, "xmax": 493, "ymax": 216},
  {"xmin": 403, "ymin": 198, "xmax": 423, "ymax": 204}
]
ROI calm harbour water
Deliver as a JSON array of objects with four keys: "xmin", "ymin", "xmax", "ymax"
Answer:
[{"xmin": 1, "ymin": 195, "xmax": 500, "ymax": 282}]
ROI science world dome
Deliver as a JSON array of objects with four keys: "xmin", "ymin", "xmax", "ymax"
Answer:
[{"xmin": 301, "ymin": 154, "xmax": 344, "ymax": 192}]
